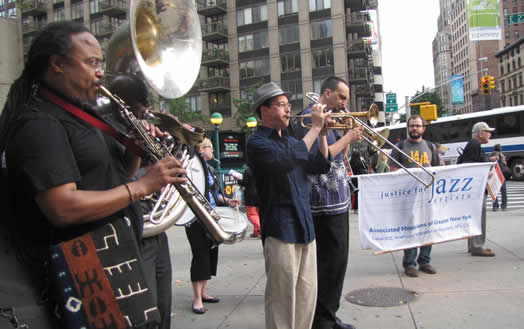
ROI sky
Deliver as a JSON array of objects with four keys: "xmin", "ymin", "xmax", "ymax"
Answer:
[{"xmin": 378, "ymin": 0, "xmax": 441, "ymax": 112}]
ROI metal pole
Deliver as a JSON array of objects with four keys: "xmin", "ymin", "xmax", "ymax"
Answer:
[
  {"xmin": 214, "ymin": 124, "xmax": 223, "ymax": 188},
  {"xmin": 405, "ymin": 96, "xmax": 411, "ymax": 120}
]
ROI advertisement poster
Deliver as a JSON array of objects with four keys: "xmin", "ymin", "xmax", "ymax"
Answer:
[
  {"xmin": 468, "ymin": 0, "xmax": 502, "ymax": 40},
  {"xmin": 451, "ymin": 75, "xmax": 464, "ymax": 105}
]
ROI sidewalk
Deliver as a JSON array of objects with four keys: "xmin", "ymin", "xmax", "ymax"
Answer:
[{"xmin": 167, "ymin": 208, "xmax": 524, "ymax": 329}]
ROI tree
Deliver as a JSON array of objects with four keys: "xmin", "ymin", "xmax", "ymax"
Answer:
[
  {"xmin": 403, "ymin": 87, "xmax": 448, "ymax": 121},
  {"xmin": 153, "ymin": 97, "xmax": 208, "ymax": 124},
  {"xmin": 232, "ymin": 82, "xmax": 263, "ymax": 133}
]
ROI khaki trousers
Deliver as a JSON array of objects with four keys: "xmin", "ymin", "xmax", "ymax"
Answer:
[{"xmin": 264, "ymin": 237, "xmax": 317, "ymax": 329}]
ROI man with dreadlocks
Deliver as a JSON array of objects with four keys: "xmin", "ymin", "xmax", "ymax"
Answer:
[{"xmin": 0, "ymin": 21, "xmax": 185, "ymax": 328}]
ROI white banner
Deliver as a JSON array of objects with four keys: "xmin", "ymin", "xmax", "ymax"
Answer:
[{"xmin": 358, "ymin": 163, "xmax": 492, "ymax": 252}]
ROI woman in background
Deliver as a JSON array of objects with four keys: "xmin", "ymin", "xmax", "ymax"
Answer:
[{"xmin": 185, "ymin": 138, "xmax": 238, "ymax": 314}]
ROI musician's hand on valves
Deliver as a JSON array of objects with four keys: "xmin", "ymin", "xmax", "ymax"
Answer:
[
  {"xmin": 141, "ymin": 120, "xmax": 170, "ymax": 139},
  {"xmin": 311, "ymin": 103, "xmax": 330, "ymax": 135},
  {"xmin": 345, "ymin": 126, "xmax": 363, "ymax": 144},
  {"xmin": 135, "ymin": 157, "xmax": 187, "ymax": 197}
]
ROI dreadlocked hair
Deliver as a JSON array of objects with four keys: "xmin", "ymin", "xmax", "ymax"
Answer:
[{"xmin": 0, "ymin": 21, "xmax": 89, "ymax": 154}]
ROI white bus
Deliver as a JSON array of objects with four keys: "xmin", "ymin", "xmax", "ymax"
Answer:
[{"xmin": 380, "ymin": 105, "xmax": 524, "ymax": 180}]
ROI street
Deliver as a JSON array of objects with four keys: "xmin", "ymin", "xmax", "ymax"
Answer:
[
  {"xmin": 485, "ymin": 180, "xmax": 524, "ymax": 210},
  {"xmin": 167, "ymin": 185, "xmax": 524, "ymax": 329}
]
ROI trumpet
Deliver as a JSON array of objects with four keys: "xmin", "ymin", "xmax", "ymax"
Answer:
[{"xmin": 293, "ymin": 92, "xmax": 435, "ymax": 188}]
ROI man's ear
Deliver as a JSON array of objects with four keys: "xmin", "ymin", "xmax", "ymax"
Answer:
[{"xmin": 49, "ymin": 55, "xmax": 65, "ymax": 73}]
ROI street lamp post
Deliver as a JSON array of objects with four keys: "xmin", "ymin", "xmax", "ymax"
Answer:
[{"xmin": 210, "ymin": 112, "xmax": 223, "ymax": 188}]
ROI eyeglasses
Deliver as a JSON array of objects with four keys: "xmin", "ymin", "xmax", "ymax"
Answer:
[
  {"xmin": 408, "ymin": 124, "xmax": 423, "ymax": 128},
  {"xmin": 84, "ymin": 58, "xmax": 105, "ymax": 72},
  {"xmin": 271, "ymin": 101, "xmax": 292, "ymax": 110}
]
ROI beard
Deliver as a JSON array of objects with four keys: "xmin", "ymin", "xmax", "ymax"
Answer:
[{"xmin": 408, "ymin": 131, "xmax": 422, "ymax": 140}]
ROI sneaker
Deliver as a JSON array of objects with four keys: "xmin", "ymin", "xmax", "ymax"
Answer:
[
  {"xmin": 404, "ymin": 266, "xmax": 418, "ymax": 277},
  {"xmin": 249, "ymin": 233, "xmax": 260, "ymax": 238},
  {"xmin": 419, "ymin": 264, "xmax": 437, "ymax": 274}
]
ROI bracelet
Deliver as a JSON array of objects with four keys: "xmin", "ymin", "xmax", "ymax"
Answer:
[{"xmin": 124, "ymin": 183, "xmax": 135, "ymax": 203}]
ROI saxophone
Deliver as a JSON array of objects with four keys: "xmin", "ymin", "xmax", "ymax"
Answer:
[{"xmin": 98, "ymin": 86, "xmax": 233, "ymax": 246}]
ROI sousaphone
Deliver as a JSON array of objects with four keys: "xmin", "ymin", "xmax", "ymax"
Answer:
[{"xmin": 104, "ymin": 0, "xmax": 207, "ymax": 238}]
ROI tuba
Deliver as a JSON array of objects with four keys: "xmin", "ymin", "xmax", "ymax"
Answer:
[{"xmin": 102, "ymin": 0, "xmax": 245, "ymax": 243}]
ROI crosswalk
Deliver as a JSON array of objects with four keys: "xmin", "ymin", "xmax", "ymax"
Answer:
[{"xmin": 485, "ymin": 181, "xmax": 524, "ymax": 210}]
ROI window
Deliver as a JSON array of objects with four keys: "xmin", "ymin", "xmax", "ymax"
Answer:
[
  {"xmin": 54, "ymin": 7, "xmax": 65, "ymax": 21},
  {"xmin": 237, "ymin": 4, "xmax": 267, "ymax": 26},
  {"xmin": 280, "ymin": 52, "xmax": 301, "ymax": 73},
  {"xmin": 281, "ymin": 80, "xmax": 302, "ymax": 100},
  {"xmin": 209, "ymin": 93, "xmax": 231, "ymax": 117},
  {"xmin": 7, "ymin": 7, "xmax": 15, "ymax": 18},
  {"xmin": 278, "ymin": 0, "xmax": 298, "ymax": 16},
  {"xmin": 185, "ymin": 95, "xmax": 201, "ymax": 112},
  {"xmin": 208, "ymin": 66, "xmax": 229, "ymax": 78},
  {"xmin": 238, "ymin": 31, "xmax": 268, "ymax": 52},
  {"xmin": 310, "ymin": 19, "xmax": 332, "ymax": 40},
  {"xmin": 239, "ymin": 58, "xmax": 269, "ymax": 79},
  {"xmin": 72, "ymin": 1, "xmax": 83, "ymax": 19},
  {"xmin": 279, "ymin": 24, "xmax": 299, "ymax": 45},
  {"xmin": 312, "ymin": 48, "xmax": 333, "ymax": 68},
  {"xmin": 313, "ymin": 79, "xmax": 323, "ymax": 94},
  {"xmin": 90, "ymin": 0, "xmax": 100, "ymax": 14},
  {"xmin": 309, "ymin": 0, "xmax": 330, "ymax": 11}
]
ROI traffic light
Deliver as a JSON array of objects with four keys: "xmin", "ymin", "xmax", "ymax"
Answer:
[
  {"xmin": 420, "ymin": 104, "xmax": 438, "ymax": 122},
  {"xmin": 488, "ymin": 75, "xmax": 495, "ymax": 94},
  {"xmin": 480, "ymin": 76, "xmax": 489, "ymax": 95}
]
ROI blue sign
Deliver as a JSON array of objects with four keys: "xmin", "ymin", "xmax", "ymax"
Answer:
[{"xmin": 451, "ymin": 75, "xmax": 464, "ymax": 105}]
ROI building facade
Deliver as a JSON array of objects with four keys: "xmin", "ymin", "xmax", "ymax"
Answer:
[
  {"xmin": 496, "ymin": 37, "xmax": 523, "ymax": 107},
  {"xmin": 434, "ymin": 0, "xmax": 523, "ymax": 114},
  {"xmin": 9, "ymin": 0, "xmax": 383, "ymax": 131},
  {"xmin": 0, "ymin": 17, "xmax": 22, "ymax": 110}
]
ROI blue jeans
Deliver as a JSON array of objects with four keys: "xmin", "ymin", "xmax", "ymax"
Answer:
[{"xmin": 403, "ymin": 245, "xmax": 432, "ymax": 268}]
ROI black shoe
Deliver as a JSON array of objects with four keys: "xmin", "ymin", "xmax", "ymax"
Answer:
[
  {"xmin": 334, "ymin": 318, "xmax": 356, "ymax": 329},
  {"xmin": 192, "ymin": 307, "xmax": 206, "ymax": 314},
  {"xmin": 202, "ymin": 297, "xmax": 220, "ymax": 303}
]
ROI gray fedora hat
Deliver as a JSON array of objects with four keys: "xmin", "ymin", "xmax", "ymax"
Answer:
[{"xmin": 251, "ymin": 82, "xmax": 291, "ymax": 114}]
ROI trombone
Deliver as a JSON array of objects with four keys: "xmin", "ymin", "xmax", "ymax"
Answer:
[{"xmin": 293, "ymin": 92, "xmax": 435, "ymax": 188}]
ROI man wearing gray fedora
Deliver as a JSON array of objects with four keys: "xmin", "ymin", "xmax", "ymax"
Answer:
[{"xmin": 247, "ymin": 82, "xmax": 331, "ymax": 329}]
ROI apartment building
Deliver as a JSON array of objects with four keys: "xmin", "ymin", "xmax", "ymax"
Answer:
[
  {"xmin": 433, "ymin": 0, "xmax": 523, "ymax": 114},
  {"xmin": 496, "ymin": 36, "xmax": 523, "ymax": 106},
  {"xmin": 8, "ymin": 0, "xmax": 382, "ymax": 131}
]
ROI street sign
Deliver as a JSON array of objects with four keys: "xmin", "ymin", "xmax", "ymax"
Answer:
[
  {"xmin": 385, "ymin": 93, "xmax": 398, "ymax": 112},
  {"xmin": 507, "ymin": 13, "xmax": 524, "ymax": 25}
]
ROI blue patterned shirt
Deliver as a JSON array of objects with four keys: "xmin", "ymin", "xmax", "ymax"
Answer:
[{"xmin": 295, "ymin": 105, "xmax": 352, "ymax": 216}]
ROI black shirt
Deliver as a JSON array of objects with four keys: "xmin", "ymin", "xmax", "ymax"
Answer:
[
  {"xmin": 461, "ymin": 138, "xmax": 487, "ymax": 163},
  {"xmin": 6, "ymin": 94, "xmax": 142, "ymax": 247}
]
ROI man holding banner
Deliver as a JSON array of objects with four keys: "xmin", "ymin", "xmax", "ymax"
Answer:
[
  {"xmin": 390, "ymin": 115, "xmax": 441, "ymax": 278},
  {"xmin": 459, "ymin": 122, "xmax": 497, "ymax": 257}
]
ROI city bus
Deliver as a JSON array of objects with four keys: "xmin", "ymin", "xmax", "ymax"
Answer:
[{"xmin": 379, "ymin": 105, "xmax": 524, "ymax": 180}]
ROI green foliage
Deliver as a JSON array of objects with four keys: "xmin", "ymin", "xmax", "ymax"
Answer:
[
  {"xmin": 15, "ymin": 0, "xmax": 31, "ymax": 11},
  {"xmin": 408, "ymin": 88, "xmax": 448, "ymax": 119},
  {"xmin": 232, "ymin": 82, "xmax": 263, "ymax": 133},
  {"xmin": 156, "ymin": 97, "xmax": 208, "ymax": 124}
]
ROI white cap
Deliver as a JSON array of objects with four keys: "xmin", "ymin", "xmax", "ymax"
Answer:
[{"xmin": 472, "ymin": 121, "xmax": 495, "ymax": 135}]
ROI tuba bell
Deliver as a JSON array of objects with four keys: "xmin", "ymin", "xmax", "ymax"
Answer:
[{"xmin": 102, "ymin": 0, "xmax": 245, "ymax": 242}]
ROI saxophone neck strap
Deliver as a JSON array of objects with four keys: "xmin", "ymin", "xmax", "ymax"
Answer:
[{"xmin": 39, "ymin": 88, "xmax": 145, "ymax": 157}]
